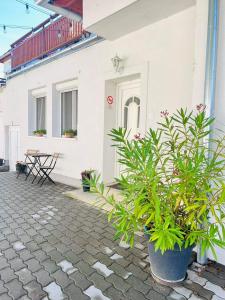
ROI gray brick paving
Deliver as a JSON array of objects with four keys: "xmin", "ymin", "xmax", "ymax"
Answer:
[{"xmin": 0, "ymin": 173, "xmax": 225, "ymax": 300}]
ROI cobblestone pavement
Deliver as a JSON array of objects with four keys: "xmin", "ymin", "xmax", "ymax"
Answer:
[{"xmin": 0, "ymin": 172, "xmax": 225, "ymax": 300}]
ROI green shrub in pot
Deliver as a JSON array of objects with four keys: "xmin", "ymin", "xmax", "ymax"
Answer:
[
  {"xmin": 63, "ymin": 129, "xmax": 77, "ymax": 138},
  {"xmin": 90, "ymin": 106, "xmax": 225, "ymax": 283},
  {"xmin": 33, "ymin": 129, "xmax": 46, "ymax": 137}
]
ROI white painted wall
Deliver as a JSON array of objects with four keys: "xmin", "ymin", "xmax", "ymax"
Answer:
[
  {"xmin": 83, "ymin": 0, "xmax": 138, "ymax": 28},
  {"xmin": 0, "ymin": 6, "xmax": 196, "ymax": 185},
  {"xmin": 83, "ymin": 0, "xmax": 195, "ymax": 40}
]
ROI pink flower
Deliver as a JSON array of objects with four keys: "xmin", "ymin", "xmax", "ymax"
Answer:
[
  {"xmin": 160, "ymin": 110, "xmax": 169, "ymax": 118},
  {"xmin": 196, "ymin": 104, "xmax": 206, "ymax": 112},
  {"xmin": 134, "ymin": 133, "xmax": 141, "ymax": 140}
]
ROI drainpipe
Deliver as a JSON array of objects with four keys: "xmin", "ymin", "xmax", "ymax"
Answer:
[{"xmin": 197, "ymin": 0, "xmax": 219, "ymax": 265}]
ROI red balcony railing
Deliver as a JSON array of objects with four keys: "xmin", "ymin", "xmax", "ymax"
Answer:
[{"xmin": 11, "ymin": 17, "xmax": 83, "ymax": 70}]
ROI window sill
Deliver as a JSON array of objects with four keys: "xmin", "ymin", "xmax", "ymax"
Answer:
[
  {"xmin": 28, "ymin": 135, "xmax": 47, "ymax": 138},
  {"xmin": 51, "ymin": 136, "xmax": 78, "ymax": 140}
]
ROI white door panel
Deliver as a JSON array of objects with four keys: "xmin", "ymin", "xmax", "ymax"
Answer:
[
  {"xmin": 8, "ymin": 126, "xmax": 20, "ymax": 171},
  {"xmin": 115, "ymin": 80, "xmax": 141, "ymax": 177}
]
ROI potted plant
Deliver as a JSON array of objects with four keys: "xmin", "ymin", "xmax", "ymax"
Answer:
[
  {"xmin": 81, "ymin": 170, "xmax": 93, "ymax": 192},
  {"xmin": 33, "ymin": 129, "xmax": 46, "ymax": 137},
  {"xmin": 16, "ymin": 161, "xmax": 27, "ymax": 174},
  {"xmin": 90, "ymin": 106, "xmax": 225, "ymax": 284},
  {"xmin": 63, "ymin": 129, "xmax": 77, "ymax": 138}
]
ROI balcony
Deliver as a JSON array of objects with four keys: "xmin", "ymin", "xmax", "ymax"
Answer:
[{"xmin": 11, "ymin": 16, "xmax": 84, "ymax": 70}]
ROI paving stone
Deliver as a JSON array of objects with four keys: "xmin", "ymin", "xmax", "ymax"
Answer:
[
  {"xmin": 41, "ymin": 259, "xmax": 60, "ymax": 274},
  {"xmin": 69, "ymin": 270, "xmax": 92, "ymax": 290},
  {"xmin": 127, "ymin": 287, "xmax": 148, "ymax": 300},
  {"xmin": 19, "ymin": 235, "xmax": 32, "ymax": 244},
  {"xmin": 88, "ymin": 272, "xmax": 112, "ymax": 291},
  {"xmin": 68, "ymin": 243, "xmax": 84, "ymax": 255},
  {"xmin": 0, "ymin": 267, "xmax": 17, "ymax": 283},
  {"xmin": 25, "ymin": 241, "xmax": 40, "ymax": 253},
  {"xmin": 84, "ymin": 285, "xmax": 110, "ymax": 300},
  {"xmin": 51, "ymin": 269, "xmax": 73, "ymax": 288},
  {"xmin": 110, "ymin": 262, "xmax": 132, "ymax": 279},
  {"xmin": 127, "ymin": 275, "xmax": 151, "ymax": 295},
  {"xmin": 167, "ymin": 291, "xmax": 186, "ymax": 300},
  {"xmin": 17, "ymin": 296, "xmax": 31, "ymax": 300},
  {"xmin": 92, "ymin": 261, "xmax": 114, "ymax": 277},
  {"xmin": 6, "ymin": 234, "xmax": 18, "ymax": 243},
  {"xmin": 0, "ymin": 294, "xmax": 13, "ymax": 300},
  {"xmin": 5, "ymin": 278, "xmax": 27, "ymax": 299},
  {"xmin": 146, "ymin": 277, "xmax": 172, "ymax": 296},
  {"xmin": 32, "ymin": 249, "xmax": 50, "ymax": 262},
  {"xmin": 211, "ymin": 296, "xmax": 225, "ymax": 300},
  {"xmin": 43, "ymin": 282, "xmax": 67, "ymax": 300},
  {"xmin": 0, "ymin": 279, "xmax": 7, "ymax": 294},
  {"xmin": 40, "ymin": 242, "xmax": 55, "ymax": 253},
  {"xmin": 64, "ymin": 283, "xmax": 89, "ymax": 300},
  {"xmin": 127, "ymin": 263, "xmax": 149, "ymax": 281},
  {"xmin": 0, "ymin": 240, "xmax": 11, "ymax": 251},
  {"xmin": 18, "ymin": 250, "xmax": 34, "ymax": 262},
  {"xmin": 187, "ymin": 270, "xmax": 208, "ymax": 286},
  {"xmin": 104, "ymin": 286, "xmax": 128, "ymax": 300},
  {"xmin": 202, "ymin": 270, "xmax": 225, "ymax": 287},
  {"xmin": 24, "ymin": 280, "xmax": 47, "ymax": 300},
  {"xmin": 106, "ymin": 273, "xmax": 131, "ymax": 293},
  {"xmin": 189, "ymin": 294, "xmax": 205, "ymax": 300},
  {"xmin": 76, "ymin": 261, "xmax": 95, "ymax": 277},
  {"xmin": 184, "ymin": 281, "xmax": 213, "ymax": 300},
  {"xmin": 25, "ymin": 258, "xmax": 42, "ymax": 273},
  {"xmin": 48, "ymin": 249, "xmax": 64, "ymax": 263},
  {"xmin": 78, "ymin": 251, "xmax": 98, "ymax": 266},
  {"xmin": 147, "ymin": 289, "xmax": 166, "ymax": 300},
  {"xmin": 3, "ymin": 248, "xmax": 18, "ymax": 260},
  {"xmin": 95, "ymin": 253, "xmax": 114, "ymax": 267},
  {"xmin": 9, "ymin": 257, "xmax": 26, "ymax": 272},
  {"xmin": 205, "ymin": 281, "xmax": 225, "ymax": 298},
  {"xmin": 15, "ymin": 268, "xmax": 35, "ymax": 285},
  {"xmin": 0, "ymin": 257, "xmax": 10, "ymax": 270},
  {"xmin": 34, "ymin": 269, "xmax": 53, "ymax": 287}
]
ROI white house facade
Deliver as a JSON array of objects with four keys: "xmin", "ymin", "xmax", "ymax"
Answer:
[{"xmin": 1, "ymin": 0, "xmax": 225, "ymax": 263}]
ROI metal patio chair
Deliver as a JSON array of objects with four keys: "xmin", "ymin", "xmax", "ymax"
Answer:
[
  {"xmin": 17, "ymin": 149, "xmax": 40, "ymax": 179},
  {"xmin": 37, "ymin": 152, "xmax": 60, "ymax": 186}
]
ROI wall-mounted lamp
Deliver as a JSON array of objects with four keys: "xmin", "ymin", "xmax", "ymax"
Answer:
[{"xmin": 111, "ymin": 54, "xmax": 123, "ymax": 73}]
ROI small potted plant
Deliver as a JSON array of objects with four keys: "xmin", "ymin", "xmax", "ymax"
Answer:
[
  {"xmin": 81, "ymin": 170, "xmax": 93, "ymax": 192},
  {"xmin": 90, "ymin": 106, "xmax": 225, "ymax": 284},
  {"xmin": 16, "ymin": 161, "xmax": 27, "ymax": 174},
  {"xmin": 63, "ymin": 129, "xmax": 77, "ymax": 138},
  {"xmin": 33, "ymin": 129, "xmax": 46, "ymax": 137}
]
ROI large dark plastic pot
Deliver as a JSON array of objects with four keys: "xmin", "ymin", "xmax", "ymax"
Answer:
[{"xmin": 145, "ymin": 230, "xmax": 194, "ymax": 284}]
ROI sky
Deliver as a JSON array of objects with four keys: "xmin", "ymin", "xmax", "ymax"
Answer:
[{"xmin": 0, "ymin": 0, "xmax": 53, "ymax": 76}]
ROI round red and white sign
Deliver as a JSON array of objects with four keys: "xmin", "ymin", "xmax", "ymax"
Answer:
[{"xmin": 107, "ymin": 96, "xmax": 113, "ymax": 104}]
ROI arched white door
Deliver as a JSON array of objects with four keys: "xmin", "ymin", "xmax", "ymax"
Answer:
[{"xmin": 115, "ymin": 79, "xmax": 141, "ymax": 177}]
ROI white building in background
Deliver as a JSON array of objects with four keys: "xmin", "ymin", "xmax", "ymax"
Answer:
[{"xmin": 0, "ymin": 0, "xmax": 225, "ymax": 262}]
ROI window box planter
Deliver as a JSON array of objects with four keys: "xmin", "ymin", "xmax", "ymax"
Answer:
[
  {"xmin": 63, "ymin": 129, "xmax": 77, "ymax": 138},
  {"xmin": 33, "ymin": 129, "xmax": 47, "ymax": 137}
]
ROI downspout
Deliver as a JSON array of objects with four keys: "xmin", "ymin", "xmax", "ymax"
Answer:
[{"xmin": 197, "ymin": 0, "xmax": 219, "ymax": 265}]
